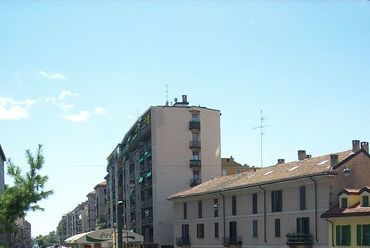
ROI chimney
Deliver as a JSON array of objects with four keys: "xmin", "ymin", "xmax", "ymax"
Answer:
[
  {"xmin": 352, "ymin": 140, "xmax": 360, "ymax": 153},
  {"xmin": 298, "ymin": 150, "xmax": 306, "ymax": 160},
  {"xmin": 330, "ymin": 154, "xmax": 338, "ymax": 168},
  {"xmin": 277, "ymin": 159, "xmax": 285, "ymax": 164},
  {"xmin": 361, "ymin": 142, "xmax": 369, "ymax": 153},
  {"xmin": 182, "ymin": 95, "xmax": 189, "ymax": 105}
]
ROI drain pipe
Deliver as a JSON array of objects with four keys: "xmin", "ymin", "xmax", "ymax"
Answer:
[
  {"xmin": 218, "ymin": 191, "xmax": 226, "ymax": 247},
  {"xmin": 326, "ymin": 218, "xmax": 335, "ymax": 247},
  {"xmin": 309, "ymin": 176, "xmax": 319, "ymax": 242},
  {"xmin": 259, "ymin": 186, "xmax": 267, "ymax": 243}
]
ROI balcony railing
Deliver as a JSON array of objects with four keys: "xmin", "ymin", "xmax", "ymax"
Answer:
[
  {"xmin": 189, "ymin": 178, "xmax": 202, "ymax": 187},
  {"xmin": 189, "ymin": 121, "xmax": 200, "ymax": 130},
  {"xmin": 286, "ymin": 233, "xmax": 313, "ymax": 245},
  {"xmin": 189, "ymin": 140, "xmax": 201, "ymax": 149},
  {"xmin": 175, "ymin": 237, "xmax": 191, "ymax": 246},
  {"xmin": 189, "ymin": 159, "xmax": 201, "ymax": 169},
  {"xmin": 222, "ymin": 237, "xmax": 242, "ymax": 247}
]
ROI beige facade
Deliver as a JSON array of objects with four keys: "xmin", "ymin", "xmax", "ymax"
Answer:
[
  {"xmin": 105, "ymin": 96, "xmax": 221, "ymax": 247},
  {"xmin": 169, "ymin": 140, "xmax": 370, "ymax": 248}
]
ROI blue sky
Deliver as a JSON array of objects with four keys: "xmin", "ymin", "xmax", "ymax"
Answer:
[{"xmin": 1, "ymin": 1, "xmax": 370, "ymax": 237}]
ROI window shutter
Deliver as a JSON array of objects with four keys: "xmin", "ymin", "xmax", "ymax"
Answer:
[
  {"xmin": 357, "ymin": 224, "xmax": 362, "ymax": 246},
  {"xmin": 336, "ymin": 225, "xmax": 340, "ymax": 245}
]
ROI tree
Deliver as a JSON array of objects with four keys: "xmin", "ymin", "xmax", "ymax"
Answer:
[{"xmin": 0, "ymin": 144, "xmax": 53, "ymax": 233}]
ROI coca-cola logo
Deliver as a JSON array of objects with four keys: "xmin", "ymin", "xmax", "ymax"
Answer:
[{"xmin": 100, "ymin": 231, "xmax": 113, "ymax": 239}]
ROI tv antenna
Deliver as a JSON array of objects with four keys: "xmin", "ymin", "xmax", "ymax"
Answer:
[
  {"xmin": 165, "ymin": 84, "xmax": 169, "ymax": 106},
  {"xmin": 253, "ymin": 110, "xmax": 272, "ymax": 168}
]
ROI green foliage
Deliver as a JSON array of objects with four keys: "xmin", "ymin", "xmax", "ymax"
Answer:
[
  {"xmin": 34, "ymin": 231, "xmax": 59, "ymax": 248},
  {"xmin": 0, "ymin": 145, "xmax": 53, "ymax": 233}
]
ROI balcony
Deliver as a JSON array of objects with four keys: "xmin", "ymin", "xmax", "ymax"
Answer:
[
  {"xmin": 175, "ymin": 237, "xmax": 191, "ymax": 246},
  {"xmin": 222, "ymin": 237, "xmax": 242, "ymax": 247},
  {"xmin": 189, "ymin": 140, "xmax": 201, "ymax": 149},
  {"xmin": 286, "ymin": 233, "xmax": 313, "ymax": 246},
  {"xmin": 189, "ymin": 120, "xmax": 200, "ymax": 130},
  {"xmin": 189, "ymin": 159, "xmax": 201, "ymax": 169},
  {"xmin": 189, "ymin": 178, "xmax": 202, "ymax": 187}
]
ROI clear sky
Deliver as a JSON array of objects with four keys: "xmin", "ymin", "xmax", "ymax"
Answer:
[{"xmin": 1, "ymin": 1, "xmax": 370, "ymax": 237}]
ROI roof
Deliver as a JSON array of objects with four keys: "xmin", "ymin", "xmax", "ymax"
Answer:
[
  {"xmin": 338, "ymin": 188, "xmax": 361, "ymax": 195},
  {"xmin": 321, "ymin": 203, "xmax": 370, "ymax": 218},
  {"xmin": 169, "ymin": 150, "xmax": 356, "ymax": 200},
  {"xmin": 94, "ymin": 181, "xmax": 107, "ymax": 189},
  {"xmin": 0, "ymin": 145, "xmax": 6, "ymax": 161},
  {"xmin": 359, "ymin": 186, "xmax": 370, "ymax": 194}
]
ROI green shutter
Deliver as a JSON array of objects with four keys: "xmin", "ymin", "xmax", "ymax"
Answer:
[
  {"xmin": 364, "ymin": 224, "xmax": 370, "ymax": 245},
  {"xmin": 336, "ymin": 225, "xmax": 341, "ymax": 245},
  {"xmin": 357, "ymin": 225, "xmax": 362, "ymax": 246},
  {"xmin": 343, "ymin": 225, "xmax": 351, "ymax": 245}
]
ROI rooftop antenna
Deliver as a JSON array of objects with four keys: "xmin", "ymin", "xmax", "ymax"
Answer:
[
  {"xmin": 253, "ymin": 110, "xmax": 272, "ymax": 168},
  {"xmin": 165, "ymin": 84, "xmax": 169, "ymax": 106}
]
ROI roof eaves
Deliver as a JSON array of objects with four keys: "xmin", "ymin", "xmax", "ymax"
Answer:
[
  {"xmin": 333, "ymin": 149, "xmax": 370, "ymax": 170},
  {"xmin": 169, "ymin": 171, "xmax": 334, "ymax": 200}
]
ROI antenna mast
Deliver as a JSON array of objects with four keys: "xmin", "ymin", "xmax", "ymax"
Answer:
[
  {"xmin": 165, "ymin": 84, "xmax": 169, "ymax": 106},
  {"xmin": 253, "ymin": 110, "xmax": 271, "ymax": 168}
]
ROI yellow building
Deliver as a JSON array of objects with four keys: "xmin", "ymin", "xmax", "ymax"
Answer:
[
  {"xmin": 321, "ymin": 186, "xmax": 370, "ymax": 247},
  {"xmin": 221, "ymin": 156, "xmax": 254, "ymax": 176}
]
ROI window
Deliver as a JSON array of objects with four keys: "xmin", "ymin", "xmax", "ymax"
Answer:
[
  {"xmin": 198, "ymin": 201, "xmax": 203, "ymax": 218},
  {"xmin": 183, "ymin": 202, "xmax": 187, "ymax": 220},
  {"xmin": 357, "ymin": 224, "xmax": 370, "ymax": 246},
  {"xmin": 271, "ymin": 190, "xmax": 282, "ymax": 212},
  {"xmin": 336, "ymin": 225, "xmax": 351, "ymax": 246},
  {"xmin": 252, "ymin": 193, "xmax": 258, "ymax": 214},
  {"xmin": 300, "ymin": 186, "xmax": 306, "ymax": 210},
  {"xmin": 232, "ymin": 196, "xmax": 237, "ymax": 216},
  {"xmin": 253, "ymin": 220, "xmax": 258, "ymax": 238},
  {"xmin": 192, "ymin": 151, "xmax": 200, "ymax": 160},
  {"xmin": 341, "ymin": 197, "xmax": 348, "ymax": 208},
  {"xmin": 297, "ymin": 217, "xmax": 310, "ymax": 234},
  {"xmin": 214, "ymin": 199, "xmax": 219, "ymax": 217},
  {"xmin": 197, "ymin": 223, "xmax": 204, "ymax": 238},
  {"xmin": 223, "ymin": 169, "xmax": 228, "ymax": 176},
  {"xmin": 192, "ymin": 113, "xmax": 200, "ymax": 121},
  {"xmin": 214, "ymin": 222, "xmax": 219, "ymax": 238},
  {"xmin": 182, "ymin": 224, "xmax": 190, "ymax": 241},
  {"xmin": 275, "ymin": 219, "xmax": 281, "ymax": 237},
  {"xmin": 362, "ymin": 196, "xmax": 369, "ymax": 207}
]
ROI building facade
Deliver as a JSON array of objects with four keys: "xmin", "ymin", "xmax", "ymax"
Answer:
[
  {"xmin": 10, "ymin": 218, "xmax": 32, "ymax": 248},
  {"xmin": 0, "ymin": 145, "xmax": 6, "ymax": 192},
  {"xmin": 94, "ymin": 181, "xmax": 107, "ymax": 229},
  {"xmin": 169, "ymin": 140, "xmax": 370, "ymax": 248},
  {"xmin": 321, "ymin": 186, "xmax": 370, "ymax": 247},
  {"xmin": 221, "ymin": 156, "xmax": 254, "ymax": 176},
  {"xmin": 105, "ymin": 96, "xmax": 222, "ymax": 247}
]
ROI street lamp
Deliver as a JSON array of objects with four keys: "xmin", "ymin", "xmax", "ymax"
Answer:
[{"xmin": 117, "ymin": 201, "xmax": 123, "ymax": 248}]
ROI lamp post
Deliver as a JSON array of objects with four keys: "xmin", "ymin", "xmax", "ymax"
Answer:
[{"xmin": 117, "ymin": 201, "xmax": 123, "ymax": 248}]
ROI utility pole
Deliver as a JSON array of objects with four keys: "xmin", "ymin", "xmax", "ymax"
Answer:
[{"xmin": 253, "ymin": 110, "xmax": 271, "ymax": 168}]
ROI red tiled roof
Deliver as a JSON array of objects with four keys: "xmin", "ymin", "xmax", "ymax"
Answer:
[
  {"xmin": 339, "ymin": 188, "xmax": 361, "ymax": 195},
  {"xmin": 321, "ymin": 202, "xmax": 370, "ymax": 218}
]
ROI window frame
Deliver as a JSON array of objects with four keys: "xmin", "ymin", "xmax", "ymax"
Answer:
[
  {"xmin": 253, "ymin": 220, "xmax": 258, "ymax": 238},
  {"xmin": 252, "ymin": 193, "xmax": 258, "ymax": 214},
  {"xmin": 271, "ymin": 190, "xmax": 283, "ymax": 212},
  {"xmin": 197, "ymin": 223, "xmax": 205, "ymax": 239},
  {"xmin": 299, "ymin": 186, "xmax": 306, "ymax": 210},
  {"xmin": 275, "ymin": 219, "xmax": 281, "ymax": 237},
  {"xmin": 198, "ymin": 201, "xmax": 203, "ymax": 218},
  {"xmin": 232, "ymin": 196, "xmax": 237, "ymax": 216}
]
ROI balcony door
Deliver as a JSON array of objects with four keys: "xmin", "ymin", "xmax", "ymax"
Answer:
[
  {"xmin": 182, "ymin": 224, "xmax": 190, "ymax": 242},
  {"xmin": 230, "ymin": 221, "xmax": 237, "ymax": 244}
]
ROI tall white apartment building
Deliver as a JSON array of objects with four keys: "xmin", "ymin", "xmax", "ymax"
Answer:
[{"xmin": 105, "ymin": 95, "xmax": 221, "ymax": 247}]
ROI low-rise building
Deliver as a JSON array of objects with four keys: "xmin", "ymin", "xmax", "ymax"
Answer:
[
  {"xmin": 321, "ymin": 186, "xmax": 370, "ymax": 247},
  {"xmin": 10, "ymin": 218, "xmax": 32, "ymax": 248},
  {"xmin": 169, "ymin": 140, "xmax": 370, "ymax": 248}
]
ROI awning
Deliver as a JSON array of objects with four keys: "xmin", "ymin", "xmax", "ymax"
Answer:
[{"xmin": 64, "ymin": 228, "xmax": 144, "ymax": 244}]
